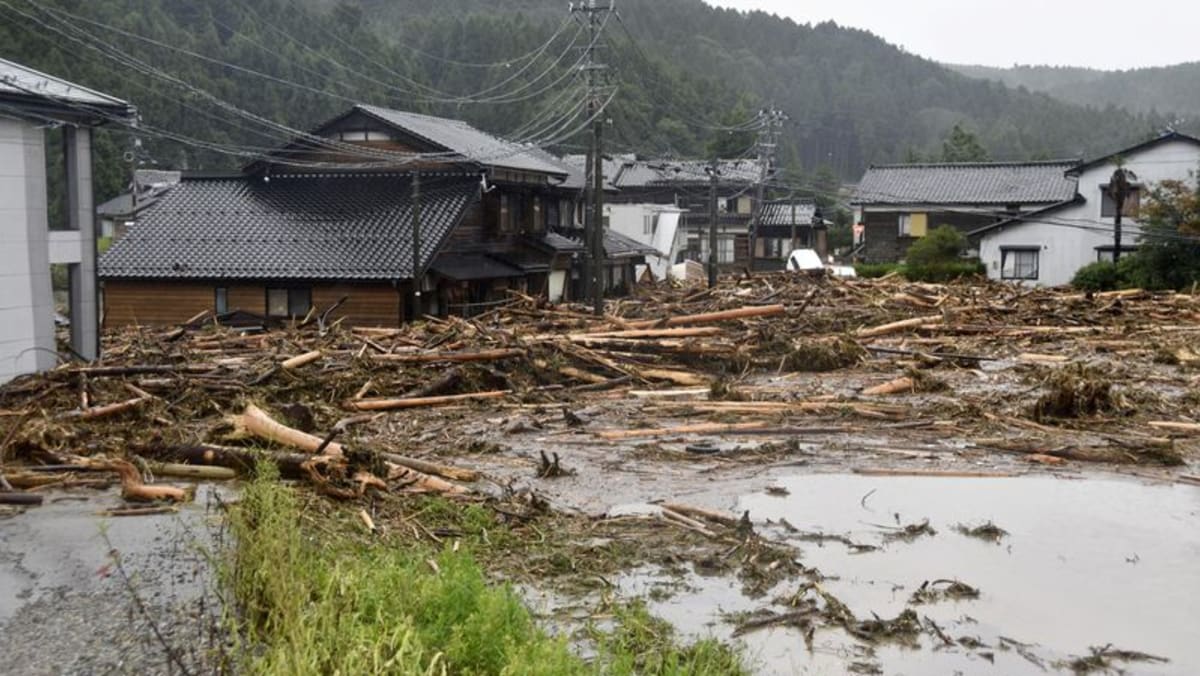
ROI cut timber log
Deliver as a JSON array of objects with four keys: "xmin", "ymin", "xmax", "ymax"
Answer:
[
  {"xmin": 146, "ymin": 462, "xmax": 238, "ymax": 481},
  {"xmin": 862, "ymin": 376, "xmax": 915, "ymax": 396},
  {"xmin": 636, "ymin": 368, "xmax": 710, "ymax": 386},
  {"xmin": 659, "ymin": 502, "xmax": 739, "ymax": 527},
  {"xmin": 0, "ymin": 491, "xmax": 44, "ymax": 506},
  {"xmin": 567, "ymin": 327, "xmax": 723, "ymax": 340},
  {"xmin": 152, "ymin": 443, "xmax": 328, "ymax": 479},
  {"xmin": 1148, "ymin": 421, "xmax": 1200, "ymax": 435},
  {"xmin": 372, "ymin": 348, "xmax": 523, "ymax": 364},
  {"xmin": 56, "ymin": 396, "xmax": 149, "ymax": 421},
  {"xmin": 626, "ymin": 304, "xmax": 786, "ymax": 329},
  {"xmin": 856, "ymin": 315, "xmax": 942, "ymax": 339},
  {"xmin": 347, "ymin": 390, "xmax": 510, "ymax": 411},
  {"xmin": 1018, "ymin": 353, "xmax": 1070, "ymax": 364},
  {"xmin": 281, "ymin": 350, "xmax": 322, "ymax": 369}
]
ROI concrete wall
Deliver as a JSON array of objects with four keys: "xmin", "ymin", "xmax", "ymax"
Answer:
[
  {"xmin": 0, "ymin": 117, "xmax": 55, "ymax": 383},
  {"xmin": 981, "ymin": 140, "xmax": 1200, "ymax": 287}
]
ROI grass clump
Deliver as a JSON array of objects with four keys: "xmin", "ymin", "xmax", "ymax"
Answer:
[
  {"xmin": 228, "ymin": 467, "xmax": 581, "ymax": 675},
  {"xmin": 781, "ymin": 337, "xmax": 867, "ymax": 372},
  {"xmin": 227, "ymin": 469, "xmax": 747, "ymax": 675},
  {"xmin": 1032, "ymin": 364, "xmax": 1125, "ymax": 421}
]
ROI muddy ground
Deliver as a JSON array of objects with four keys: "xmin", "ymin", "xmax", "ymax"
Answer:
[{"xmin": 2, "ymin": 275, "xmax": 1199, "ymax": 673}]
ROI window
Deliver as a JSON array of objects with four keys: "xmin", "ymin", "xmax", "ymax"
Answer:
[
  {"xmin": 267, "ymin": 288, "xmax": 311, "ymax": 318},
  {"xmin": 643, "ymin": 214, "xmax": 655, "ymax": 235},
  {"xmin": 1100, "ymin": 186, "xmax": 1141, "ymax": 218},
  {"xmin": 545, "ymin": 199, "xmax": 560, "ymax": 229},
  {"xmin": 717, "ymin": 238, "xmax": 735, "ymax": 263},
  {"xmin": 762, "ymin": 238, "xmax": 785, "ymax": 259},
  {"xmin": 1001, "ymin": 248, "xmax": 1039, "ymax": 280},
  {"xmin": 1095, "ymin": 246, "xmax": 1134, "ymax": 263},
  {"xmin": 898, "ymin": 212, "xmax": 928, "ymax": 237},
  {"xmin": 215, "ymin": 287, "xmax": 228, "ymax": 314}
]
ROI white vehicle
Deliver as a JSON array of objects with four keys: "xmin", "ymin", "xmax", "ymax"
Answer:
[{"xmin": 785, "ymin": 249, "xmax": 857, "ymax": 278}]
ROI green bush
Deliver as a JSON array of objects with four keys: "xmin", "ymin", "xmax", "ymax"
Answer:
[
  {"xmin": 905, "ymin": 224, "xmax": 967, "ymax": 266},
  {"xmin": 903, "ymin": 261, "xmax": 986, "ymax": 282},
  {"xmin": 855, "ymin": 262, "xmax": 902, "ymax": 278},
  {"xmin": 1071, "ymin": 261, "xmax": 1122, "ymax": 291}
]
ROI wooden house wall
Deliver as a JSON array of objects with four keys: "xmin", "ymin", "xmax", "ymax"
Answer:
[{"xmin": 103, "ymin": 280, "xmax": 403, "ymax": 328}]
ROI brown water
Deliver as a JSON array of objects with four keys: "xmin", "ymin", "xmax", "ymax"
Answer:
[{"xmin": 619, "ymin": 475, "xmax": 1200, "ymax": 675}]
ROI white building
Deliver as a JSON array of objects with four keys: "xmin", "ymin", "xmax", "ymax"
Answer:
[
  {"xmin": 975, "ymin": 132, "xmax": 1200, "ymax": 286},
  {"xmin": 603, "ymin": 203, "xmax": 685, "ymax": 280},
  {"xmin": 0, "ymin": 58, "xmax": 135, "ymax": 383}
]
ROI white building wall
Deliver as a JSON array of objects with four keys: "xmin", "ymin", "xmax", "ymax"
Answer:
[
  {"xmin": 981, "ymin": 139, "xmax": 1200, "ymax": 287},
  {"xmin": 604, "ymin": 203, "xmax": 684, "ymax": 280},
  {"xmin": 0, "ymin": 116, "xmax": 56, "ymax": 383}
]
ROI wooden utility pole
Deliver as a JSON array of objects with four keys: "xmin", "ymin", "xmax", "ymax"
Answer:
[
  {"xmin": 748, "ymin": 108, "xmax": 784, "ymax": 273},
  {"xmin": 410, "ymin": 169, "xmax": 422, "ymax": 320},
  {"xmin": 1109, "ymin": 166, "xmax": 1136, "ymax": 262},
  {"xmin": 707, "ymin": 162, "xmax": 719, "ymax": 288},
  {"xmin": 575, "ymin": 1, "xmax": 612, "ymax": 315}
]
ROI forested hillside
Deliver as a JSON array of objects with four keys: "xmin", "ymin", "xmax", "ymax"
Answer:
[
  {"xmin": 949, "ymin": 62, "xmax": 1200, "ymax": 122},
  {"xmin": 0, "ymin": 0, "xmax": 1187, "ymax": 204}
]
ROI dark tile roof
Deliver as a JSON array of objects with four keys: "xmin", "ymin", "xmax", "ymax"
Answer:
[
  {"xmin": 853, "ymin": 160, "xmax": 1080, "ymax": 206},
  {"xmin": 563, "ymin": 155, "xmax": 764, "ymax": 190},
  {"xmin": 356, "ymin": 105, "xmax": 567, "ymax": 177},
  {"xmin": 430, "ymin": 254, "xmax": 525, "ymax": 281},
  {"xmin": 100, "ymin": 173, "xmax": 478, "ymax": 281},
  {"xmin": 603, "ymin": 229, "xmax": 659, "ymax": 259},
  {"xmin": 535, "ymin": 231, "xmax": 586, "ymax": 253}
]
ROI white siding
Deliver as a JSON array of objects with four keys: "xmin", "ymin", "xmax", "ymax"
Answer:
[{"xmin": 981, "ymin": 139, "xmax": 1200, "ymax": 287}]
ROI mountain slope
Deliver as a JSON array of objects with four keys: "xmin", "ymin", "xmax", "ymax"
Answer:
[{"xmin": 948, "ymin": 62, "xmax": 1200, "ymax": 121}]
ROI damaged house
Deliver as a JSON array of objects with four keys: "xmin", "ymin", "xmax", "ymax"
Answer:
[{"xmin": 100, "ymin": 105, "xmax": 651, "ymax": 326}]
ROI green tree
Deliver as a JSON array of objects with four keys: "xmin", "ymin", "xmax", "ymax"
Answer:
[
  {"xmin": 706, "ymin": 98, "xmax": 757, "ymax": 159},
  {"xmin": 940, "ymin": 124, "xmax": 990, "ymax": 162},
  {"xmin": 1121, "ymin": 174, "xmax": 1200, "ymax": 290}
]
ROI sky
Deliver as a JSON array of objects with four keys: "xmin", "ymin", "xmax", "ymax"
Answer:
[{"xmin": 704, "ymin": 0, "xmax": 1200, "ymax": 70}]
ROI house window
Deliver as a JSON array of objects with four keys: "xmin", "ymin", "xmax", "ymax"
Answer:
[
  {"xmin": 762, "ymin": 238, "xmax": 785, "ymax": 259},
  {"xmin": 1001, "ymin": 248, "xmax": 1039, "ymax": 280},
  {"xmin": 545, "ymin": 199, "xmax": 560, "ymax": 229},
  {"xmin": 267, "ymin": 287, "xmax": 312, "ymax": 318},
  {"xmin": 643, "ymin": 214, "xmax": 655, "ymax": 235},
  {"xmin": 717, "ymin": 238, "xmax": 734, "ymax": 263},
  {"xmin": 1096, "ymin": 246, "xmax": 1134, "ymax": 263},
  {"xmin": 215, "ymin": 287, "xmax": 228, "ymax": 314},
  {"xmin": 898, "ymin": 212, "xmax": 928, "ymax": 237},
  {"xmin": 1100, "ymin": 186, "xmax": 1141, "ymax": 218}
]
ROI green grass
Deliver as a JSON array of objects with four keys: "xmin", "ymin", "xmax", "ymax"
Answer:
[{"xmin": 227, "ymin": 469, "xmax": 746, "ymax": 675}]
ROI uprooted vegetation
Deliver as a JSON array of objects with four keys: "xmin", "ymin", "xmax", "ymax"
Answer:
[{"xmin": 1032, "ymin": 364, "xmax": 1129, "ymax": 421}]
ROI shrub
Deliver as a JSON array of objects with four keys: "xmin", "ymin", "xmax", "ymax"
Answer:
[
  {"xmin": 1071, "ymin": 261, "xmax": 1122, "ymax": 291},
  {"xmin": 903, "ymin": 261, "xmax": 985, "ymax": 282},
  {"xmin": 905, "ymin": 225, "xmax": 967, "ymax": 267},
  {"xmin": 855, "ymin": 262, "xmax": 902, "ymax": 278}
]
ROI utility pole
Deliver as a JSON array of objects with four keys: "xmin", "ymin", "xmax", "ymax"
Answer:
[
  {"xmin": 1109, "ymin": 166, "xmax": 1136, "ymax": 262},
  {"xmin": 707, "ymin": 162, "xmax": 719, "ymax": 288},
  {"xmin": 411, "ymin": 169, "xmax": 422, "ymax": 320},
  {"xmin": 573, "ymin": 1, "xmax": 613, "ymax": 315},
  {"xmin": 748, "ymin": 108, "xmax": 785, "ymax": 273}
]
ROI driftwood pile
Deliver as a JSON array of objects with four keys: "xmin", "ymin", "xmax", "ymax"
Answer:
[{"xmin": 2, "ymin": 274, "xmax": 1199, "ymax": 506}]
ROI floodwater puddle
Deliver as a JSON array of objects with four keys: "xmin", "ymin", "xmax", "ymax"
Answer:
[{"xmin": 616, "ymin": 474, "xmax": 1200, "ymax": 674}]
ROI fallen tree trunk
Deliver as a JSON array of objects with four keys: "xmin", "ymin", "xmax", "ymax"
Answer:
[
  {"xmin": 89, "ymin": 458, "xmax": 190, "ymax": 502},
  {"xmin": 379, "ymin": 453, "xmax": 480, "ymax": 482},
  {"xmin": 231, "ymin": 404, "xmax": 346, "ymax": 458},
  {"xmin": 862, "ymin": 376, "xmax": 915, "ymax": 396},
  {"xmin": 347, "ymin": 390, "xmax": 510, "ymax": 412},
  {"xmin": 372, "ymin": 348, "xmax": 523, "ymax": 364},
  {"xmin": 56, "ymin": 396, "xmax": 150, "ymax": 421},
  {"xmin": 0, "ymin": 491, "xmax": 44, "ymax": 506},
  {"xmin": 660, "ymin": 502, "xmax": 739, "ymax": 527},
  {"xmin": 281, "ymin": 350, "xmax": 323, "ymax": 370},
  {"xmin": 626, "ymin": 304, "xmax": 786, "ymax": 329}
]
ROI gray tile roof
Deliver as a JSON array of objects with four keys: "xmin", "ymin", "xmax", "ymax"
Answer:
[
  {"xmin": 0, "ymin": 57, "xmax": 133, "ymax": 120},
  {"xmin": 853, "ymin": 160, "xmax": 1080, "ymax": 206},
  {"xmin": 562, "ymin": 155, "xmax": 764, "ymax": 190},
  {"xmin": 357, "ymin": 105, "xmax": 567, "ymax": 177},
  {"xmin": 603, "ymin": 229, "xmax": 659, "ymax": 259},
  {"xmin": 100, "ymin": 173, "xmax": 478, "ymax": 281}
]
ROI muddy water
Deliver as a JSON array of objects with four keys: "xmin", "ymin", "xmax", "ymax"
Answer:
[{"xmin": 626, "ymin": 475, "xmax": 1200, "ymax": 675}]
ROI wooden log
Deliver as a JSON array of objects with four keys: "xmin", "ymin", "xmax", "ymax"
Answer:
[
  {"xmin": 862, "ymin": 376, "xmax": 915, "ymax": 396},
  {"xmin": 1018, "ymin": 353, "xmax": 1069, "ymax": 364},
  {"xmin": 231, "ymin": 404, "xmax": 346, "ymax": 458},
  {"xmin": 625, "ymin": 304, "xmax": 786, "ymax": 329},
  {"xmin": 629, "ymin": 387, "xmax": 711, "ymax": 399},
  {"xmin": 281, "ymin": 350, "xmax": 322, "ymax": 370},
  {"xmin": 151, "ymin": 443, "xmax": 333, "ymax": 479},
  {"xmin": 0, "ymin": 491, "xmax": 44, "ymax": 506},
  {"xmin": 96, "ymin": 459, "xmax": 190, "ymax": 502},
  {"xmin": 856, "ymin": 314, "xmax": 942, "ymax": 339},
  {"xmin": 564, "ymin": 337, "xmax": 734, "ymax": 354},
  {"xmin": 372, "ymin": 348, "xmax": 523, "ymax": 364},
  {"xmin": 56, "ymin": 396, "xmax": 149, "ymax": 421},
  {"xmin": 567, "ymin": 327, "xmax": 723, "ymax": 340},
  {"xmin": 598, "ymin": 421, "xmax": 770, "ymax": 440},
  {"xmin": 1148, "ymin": 421, "xmax": 1200, "ymax": 434},
  {"xmin": 636, "ymin": 368, "xmax": 710, "ymax": 386},
  {"xmin": 385, "ymin": 463, "xmax": 467, "ymax": 495},
  {"xmin": 660, "ymin": 502, "xmax": 739, "ymax": 527},
  {"xmin": 557, "ymin": 366, "xmax": 609, "ymax": 384},
  {"xmin": 380, "ymin": 453, "xmax": 480, "ymax": 482},
  {"xmin": 347, "ymin": 390, "xmax": 510, "ymax": 412},
  {"xmin": 146, "ymin": 462, "xmax": 238, "ymax": 481}
]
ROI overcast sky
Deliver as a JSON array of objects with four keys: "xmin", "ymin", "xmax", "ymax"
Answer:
[{"xmin": 704, "ymin": 0, "xmax": 1199, "ymax": 70}]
